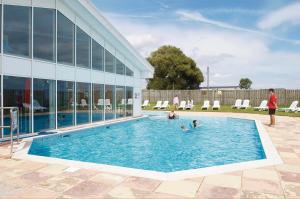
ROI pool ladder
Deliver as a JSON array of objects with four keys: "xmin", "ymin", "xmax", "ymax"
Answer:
[{"xmin": 0, "ymin": 107, "xmax": 20, "ymax": 157}]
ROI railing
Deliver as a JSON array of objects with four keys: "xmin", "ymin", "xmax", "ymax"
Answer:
[{"xmin": 0, "ymin": 107, "xmax": 19, "ymax": 157}]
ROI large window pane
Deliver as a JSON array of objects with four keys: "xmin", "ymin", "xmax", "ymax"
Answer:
[
  {"xmin": 116, "ymin": 59, "xmax": 125, "ymax": 75},
  {"xmin": 105, "ymin": 50, "xmax": 115, "ymax": 73},
  {"xmin": 116, "ymin": 86, "xmax": 125, "ymax": 118},
  {"xmin": 105, "ymin": 85, "xmax": 115, "ymax": 120},
  {"xmin": 76, "ymin": 27, "xmax": 91, "ymax": 68},
  {"xmin": 0, "ymin": 4, "xmax": 2, "ymax": 53},
  {"xmin": 92, "ymin": 84, "xmax": 104, "ymax": 122},
  {"xmin": 57, "ymin": 81, "xmax": 74, "ymax": 128},
  {"xmin": 33, "ymin": 79, "xmax": 56, "ymax": 132},
  {"xmin": 126, "ymin": 87, "xmax": 133, "ymax": 116},
  {"xmin": 3, "ymin": 76, "xmax": 32, "ymax": 136},
  {"xmin": 3, "ymin": 5, "xmax": 31, "ymax": 57},
  {"xmin": 76, "ymin": 82, "xmax": 91, "ymax": 124},
  {"xmin": 57, "ymin": 12, "xmax": 74, "ymax": 65},
  {"xmin": 33, "ymin": 8, "xmax": 56, "ymax": 61},
  {"xmin": 92, "ymin": 40, "xmax": 104, "ymax": 71},
  {"xmin": 126, "ymin": 66, "xmax": 134, "ymax": 77}
]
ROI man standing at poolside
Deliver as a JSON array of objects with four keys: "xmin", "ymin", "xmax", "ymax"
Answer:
[{"xmin": 267, "ymin": 88, "xmax": 278, "ymax": 126}]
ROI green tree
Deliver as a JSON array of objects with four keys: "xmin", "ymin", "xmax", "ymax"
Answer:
[
  {"xmin": 147, "ymin": 45, "xmax": 204, "ymax": 90},
  {"xmin": 239, "ymin": 78, "xmax": 252, "ymax": 89}
]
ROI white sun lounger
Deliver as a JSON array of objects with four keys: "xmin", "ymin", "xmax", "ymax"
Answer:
[
  {"xmin": 178, "ymin": 101, "xmax": 187, "ymax": 110},
  {"xmin": 141, "ymin": 100, "xmax": 149, "ymax": 108},
  {"xmin": 153, "ymin": 101, "xmax": 162, "ymax": 109},
  {"xmin": 186, "ymin": 100, "xmax": 194, "ymax": 110},
  {"xmin": 212, "ymin": 100, "xmax": 220, "ymax": 110},
  {"xmin": 253, "ymin": 100, "xmax": 268, "ymax": 111},
  {"xmin": 232, "ymin": 99, "xmax": 242, "ymax": 109},
  {"xmin": 160, "ymin": 101, "xmax": 169, "ymax": 110},
  {"xmin": 105, "ymin": 99, "xmax": 112, "ymax": 110},
  {"xmin": 240, "ymin": 99, "xmax": 250, "ymax": 109},
  {"xmin": 201, "ymin": 100, "xmax": 210, "ymax": 110},
  {"xmin": 23, "ymin": 99, "xmax": 47, "ymax": 111},
  {"xmin": 127, "ymin": 98, "xmax": 133, "ymax": 105},
  {"xmin": 80, "ymin": 99, "xmax": 88, "ymax": 108},
  {"xmin": 279, "ymin": 101, "xmax": 299, "ymax": 112}
]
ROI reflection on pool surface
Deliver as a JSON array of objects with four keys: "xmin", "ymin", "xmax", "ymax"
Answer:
[{"xmin": 29, "ymin": 115, "xmax": 266, "ymax": 172}]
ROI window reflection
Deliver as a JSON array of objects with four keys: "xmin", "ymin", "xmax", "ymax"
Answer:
[
  {"xmin": 57, "ymin": 81, "xmax": 74, "ymax": 128},
  {"xmin": 57, "ymin": 12, "xmax": 74, "ymax": 65},
  {"xmin": 126, "ymin": 87, "xmax": 133, "ymax": 116},
  {"xmin": 76, "ymin": 27, "xmax": 91, "ymax": 68},
  {"xmin": 92, "ymin": 84, "xmax": 104, "ymax": 122},
  {"xmin": 116, "ymin": 86, "xmax": 125, "ymax": 118},
  {"xmin": 92, "ymin": 40, "xmax": 104, "ymax": 71},
  {"xmin": 105, "ymin": 50, "xmax": 115, "ymax": 73},
  {"xmin": 33, "ymin": 79, "xmax": 56, "ymax": 132},
  {"xmin": 3, "ymin": 5, "xmax": 31, "ymax": 57},
  {"xmin": 76, "ymin": 82, "xmax": 91, "ymax": 124},
  {"xmin": 116, "ymin": 59, "xmax": 125, "ymax": 75},
  {"xmin": 105, "ymin": 85, "xmax": 115, "ymax": 120},
  {"xmin": 126, "ymin": 66, "xmax": 134, "ymax": 77},
  {"xmin": 33, "ymin": 8, "xmax": 56, "ymax": 61},
  {"xmin": 3, "ymin": 76, "xmax": 32, "ymax": 136}
]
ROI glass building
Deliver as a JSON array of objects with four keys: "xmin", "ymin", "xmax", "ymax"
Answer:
[{"xmin": 0, "ymin": 0, "xmax": 153, "ymax": 139}]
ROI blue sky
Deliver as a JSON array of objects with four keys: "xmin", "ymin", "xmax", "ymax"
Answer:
[{"xmin": 92, "ymin": 0, "xmax": 300, "ymax": 88}]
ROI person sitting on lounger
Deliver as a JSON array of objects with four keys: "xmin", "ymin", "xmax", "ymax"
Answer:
[{"xmin": 168, "ymin": 110, "xmax": 177, "ymax": 119}]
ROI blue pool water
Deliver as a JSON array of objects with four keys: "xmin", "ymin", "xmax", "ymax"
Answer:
[{"xmin": 29, "ymin": 114, "xmax": 266, "ymax": 172}]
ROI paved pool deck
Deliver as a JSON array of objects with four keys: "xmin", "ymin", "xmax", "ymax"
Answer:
[{"xmin": 1, "ymin": 112, "xmax": 300, "ymax": 198}]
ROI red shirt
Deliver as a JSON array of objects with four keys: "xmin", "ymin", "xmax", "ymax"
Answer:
[{"xmin": 268, "ymin": 94, "xmax": 277, "ymax": 109}]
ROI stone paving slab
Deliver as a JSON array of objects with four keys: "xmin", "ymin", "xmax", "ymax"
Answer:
[{"xmin": 0, "ymin": 113, "xmax": 299, "ymax": 198}]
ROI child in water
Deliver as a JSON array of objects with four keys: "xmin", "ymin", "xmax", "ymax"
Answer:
[{"xmin": 181, "ymin": 120, "xmax": 199, "ymax": 132}]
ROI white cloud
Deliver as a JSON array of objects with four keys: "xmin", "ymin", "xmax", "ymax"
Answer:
[
  {"xmin": 176, "ymin": 10, "xmax": 300, "ymax": 45},
  {"xmin": 258, "ymin": 2, "xmax": 300, "ymax": 29},
  {"xmin": 106, "ymin": 13, "xmax": 300, "ymax": 89}
]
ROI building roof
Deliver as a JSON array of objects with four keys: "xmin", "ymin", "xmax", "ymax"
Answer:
[{"xmin": 63, "ymin": 0, "xmax": 154, "ymax": 78}]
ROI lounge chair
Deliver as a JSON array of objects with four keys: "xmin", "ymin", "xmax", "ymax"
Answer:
[
  {"xmin": 240, "ymin": 99, "xmax": 250, "ymax": 109},
  {"xmin": 105, "ymin": 99, "xmax": 112, "ymax": 110},
  {"xmin": 80, "ymin": 99, "xmax": 88, "ymax": 108},
  {"xmin": 161, "ymin": 101, "xmax": 169, "ymax": 110},
  {"xmin": 141, "ymin": 100, "xmax": 149, "ymax": 108},
  {"xmin": 97, "ymin": 99, "xmax": 104, "ymax": 106},
  {"xmin": 121, "ymin": 99, "xmax": 126, "ymax": 105},
  {"xmin": 279, "ymin": 101, "xmax": 299, "ymax": 112},
  {"xmin": 212, "ymin": 100, "xmax": 220, "ymax": 110},
  {"xmin": 186, "ymin": 100, "xmax": 194, "ymax": 110},
  {"xmin": 23, "ymin": 99, "xmax": 47, "ymax": 111},
  {"xmin": 153, "ymin": 101, "xmax": 162, "ymax": 109},
  {"xmin": 201, "ymin": 100, "xmax": 210, "ymax": 110},
  {"xmin": 128, "ymin": 98, "xmax": 133, "ymax": 105},
  {"xmin": 232, "ymin": 99, "xmax": 242, "ymax": 109},
  {"xmin": 178, "ymin": 101, "xmax": 187, "ymax": 110},
  {"xmin": 296, "ymin": 108, "xmax": 300, "ymax": 113},
  {"xmin": 253, "ymin": 100, "xmax": 268, "ymax": 111}
]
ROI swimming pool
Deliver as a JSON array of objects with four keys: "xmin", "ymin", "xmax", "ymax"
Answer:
[{"xmin": 28, "ymin": 114, "xmax": 266, "ymax": 172}]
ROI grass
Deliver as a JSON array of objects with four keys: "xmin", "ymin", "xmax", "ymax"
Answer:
[{"xmin": 142, "ymin": 104, "xmax": 300, "ymax": 117}]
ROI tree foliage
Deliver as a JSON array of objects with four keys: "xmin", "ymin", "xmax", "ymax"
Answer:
[
  {"xmin": 147, "ymin": 45, "xmax": 204, "ymax": 90},
  {"xmin": 239, "ymin": 78, "xmax": 252, "ymax": 89}
]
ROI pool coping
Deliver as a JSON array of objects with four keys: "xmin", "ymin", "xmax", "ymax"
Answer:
[{"xmin": 13, "ymin": 113, "xmax": 283, "ymax": 181}]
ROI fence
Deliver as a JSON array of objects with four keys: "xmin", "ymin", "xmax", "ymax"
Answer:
[{"xmin": 142, "ymin": 89, "xmax": 300, "ymax": 106}]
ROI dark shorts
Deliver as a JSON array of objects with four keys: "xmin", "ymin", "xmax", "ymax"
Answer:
[{"xmin": 269, "ymin": 109, "xmax": 276, "ymax": 115}]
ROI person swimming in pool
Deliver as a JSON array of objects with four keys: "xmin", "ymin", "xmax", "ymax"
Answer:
[
  {"xmin": 181, "ymin": 125, "xmax": 189, "ymax": 132},
  {"xmin": 192, "ymin": 120, "xmax": 198, "ymax": 128},
  {"xmin": 168, "ymin": 110, "xmax": 177, "ymax": 119}
]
